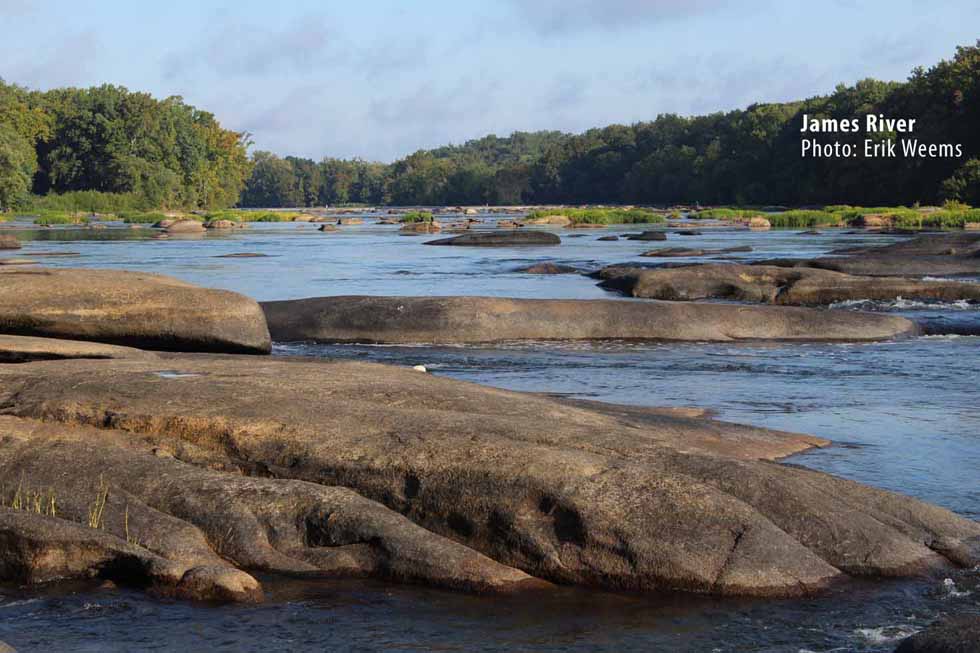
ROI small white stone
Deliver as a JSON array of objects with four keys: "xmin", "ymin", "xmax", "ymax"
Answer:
[{"xmin": 412, "ymin": 365, "xmax": 428, "ymax": 373}]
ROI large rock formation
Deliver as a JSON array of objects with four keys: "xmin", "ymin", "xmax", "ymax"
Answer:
[
  {"xmin": 0, "ymin": 268, "xmax": 271, "ymax": 354},
  {"xmin": 894, "ymin": 615, "xmax": 980, "ymax": 652},
  {"xmin": 597, "ymin": 263, "xmax": 980, "ymax": 304},
  {"xmin": 261, "ymin": 295, "xmax": 917, "ymax": 343},
  {"xmin": 0, "ymin": 355, "xmax": 977, "ymax": 599},
  {"xmin": 424, "ymin": 231, "xmax": 561, "ymax": 246},
  {"xmin": 760, "ymin": 232, "xmax": 980, "ymax": 277},
  {"xmin": 0, "ymin": 334, "xmax": 157, "ymax": 363}
]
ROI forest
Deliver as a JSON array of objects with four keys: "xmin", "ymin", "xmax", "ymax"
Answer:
[{"xmin": 1, "ymin": 42, "xmax": 977, "ymax": 212}]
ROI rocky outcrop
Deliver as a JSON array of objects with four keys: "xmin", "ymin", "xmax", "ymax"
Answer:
[
  {"xmin": 894, "ymin": 615, "xmax": 980, "ymax": 652},
  {"xmin": 0, "ymin": 415, "xmax": 540, "ymax": 596},
  {"xmin": 626, "ymin": 231, "xmax": 667, "ymax": 241},
  {"xmin": 204, "ymin": 219, "xmax": 237, "ymax": 229},
  {"xmin": 0, "ymin": 268, "xmax": 271, "ymax": 354},
  {"xmin": 0, "ymin": 508, "xmax": 262, "ymax": 602},
  {"xmin": 597, "ymin": 264, "xmax": 980, "ymax": 305},
  {"xmin": 261, "ymin": 295, "xmax": 917, "ymax": 343},
  {"xmin": 400, "ymin": 222, "xmax": 441, "ymax": 234},
  {"xmin": 0, "ymin": 334, "xmax": 157, "ymax": 362},
  {"xmin": 424, "ymin": 231, "xmax": 561, "ymax": 246},
  {"xmin": 0, "ymin": 355, "xmax": 976, "ymax": 598},
  {"xmin": 524, "ymin": 215, "xmax": 571, "ymax": 226},
  {"xmin": 0, "ymin": 236, "xmax": 20, "ymax": 250},
  {"xmin": 760, "ymin": 233, "xmax": 980, "ymax": 277}
]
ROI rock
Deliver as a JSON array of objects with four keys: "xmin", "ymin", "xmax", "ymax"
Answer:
[
  {"xmin": 0, "ymin": 507, "xmax": 261, "ymax": 602},
  {"xmin": 497, "ymin": 220, "xmax": 524, "ymax": 229},
  {"xmin": 318, "ymin": 224, "xmax": 338, "ymax": 232},
  {"xmin": 424, "ymin": 231, "xmax": 561, "ymax": 247},
  {"xmin": 597, "ymin": 235, "xmax": 619, "ymax": 241},
  {"xmin": 1, "ymin": 355, "xmax": 977, "ymax": 598},
  {"xmin": 165, "ymin": 220, "xmax": 205, "ymax": 233},
  {"xmin": 626, "ymin": 231, "xmax": 667, "ymax": 241},
  {"xmin": 523, "ymin": 214, "xmax": 570, "ymax": 226},
  {"xmin": 568, "ymin": 223, "xmax": 606, "ymax": 229},
  {"xmin": 761, "ymin": 233, "xmax": 980, "ymax": 277},
  {"xmin": 400, "ymin": 222, "xmax": 441, "ymax": 234},
  {"xmin": 801, "ymin": 230, "xmax": 823, "ymax": 235},
  {"xmin": 261, "ymin": 295, "xmax": 917, "ymax": 343},
  {"xmin": 597, "ymin": 263, "xmax": 980, "ymax": 305},
  {"xmin": 204, "ymin": 219, "xmax": 237, "ymax": 229},
  {"xmin": 0, "ymin": 268, "xmax": 270, "ymax": 354},
  {"xmin": 0, "ymin": 415, "xmax": 542, "ymax": 596},
  {"xmin": 675, "ymin": 230, "xmax": 702, "ymax": 236},
  {"xmin": 0, "ymin": 334, "xmax": 157, "ymax": 363},
  {"xmin": 0, "ymin": 258, "xmax": 38, "ymax": 266},
  {"xmin": 214, "ymin": 253, "xmax": 268, "ymax": 258},
  {"xmin": 640, "ymin": 247, "xmax": 753, "ymax": 258},
  {"xmin": 0, "ymin": 236, "xmax": 21, "ymax": 250},
  {"xmin": 964, "ymin": 222, "xmax": 980, "ymax": 231},
  {"xmin": 338, "ymin": 218, "xmax": 363, "ymax": 225},
  {"xmin": 852, "ymin": 213, "xmax": 891, "ymax": 228},
  {"xmin": 292, "ymin": 214, "xmax": 315, "ymax": 222},
  {"xmin": 87, "ymin": 223, "xmax": 107, "ymax": 230},
  {"xmin": 464, "ymin": 208, "xmax": 479, "ymax": 215},
  {"xmin": 747, "ymin": 217, "xmax": 771, "ymax": 230},
  {"xmin": 894, "ymin": 615, "xmax": 980, "ymax": 652},
  {"xmin": 516, "ymin": 263, "xmax": 580, "ymax": 274},
  {"xmin": 151, "ymin": 219, "xmax": 177, "ymax": 228}
]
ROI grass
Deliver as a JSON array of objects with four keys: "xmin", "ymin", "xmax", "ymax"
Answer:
[
  {"xmin": 821, "ymin": 204, "xmax": 979, "ymax": 228},
  {"xmin": 525, "ymin": 207, "xmax": 665, "ymax": 225},
  {"xmin": 87, "ymin": 475, "xmax": 109, "ymax": 530},
  {"xmin": 766, "ymin": 210, "xmax": 843, "ymax": 228},
  {"xmin": 119, "ymin": 211, "xmax": 173, "ymax": 223},
  {"xmin": 203, "ymin": 210, "xmax": 305, "ymax": 222},
  {"xmin": 29, "ymin": 211, "xmax": 91, "ymax": 225},
  {"xmin": 2, "ymin": 475, "xmax": 57, "ymax": 517},
  {"xmin": 23, "ymin": 191, "xmax": 144, "ymax": 214},
  {"xmin": 892, "ymin": 208, "xmax": 980, "ymax": 229},
  {"xmin": 400, "ymin": 210, "xmax": 434, "ymax": 223},
  {"xmin": 691, "ymin": 208, "xmax": 761, "ymax": 220}
]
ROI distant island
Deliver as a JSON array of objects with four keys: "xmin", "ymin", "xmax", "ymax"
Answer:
[{"xmin": 1, "ymin": 42, "xmax": 977, "ymax": 214}]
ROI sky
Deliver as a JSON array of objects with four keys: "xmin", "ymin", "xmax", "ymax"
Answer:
[{"xmin": 3, "ymin": 0, "xmax": 978, "ymax": 162}]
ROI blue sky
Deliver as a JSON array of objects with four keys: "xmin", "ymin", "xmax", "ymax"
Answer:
[{"xmin": 3, "ymin": 0, "xmax": 978, "ymax": 161}]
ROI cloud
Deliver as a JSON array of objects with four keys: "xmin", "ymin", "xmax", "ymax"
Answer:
[
  {"xmin": 161, "ymin": 11, "xmax": 336, "ymax": 81},
  {"xmin": 508, "ymin": 0, "xmax": 732, "ymax": 34},
  {"xmin": 6, "ymin": 30, "xmax": 100, "ymax": 89}
]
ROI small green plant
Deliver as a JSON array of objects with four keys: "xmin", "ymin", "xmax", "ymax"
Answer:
[
  {"xmin": 400, "ymin": 210, "xmax": 434, "ymax": 223},
  {"xmin": 2, "ymin": 475, "xmax": 57, "ymax": 517},
  {"xmin": 88, "ymin": 475, "xmax": 109, "ymax": 529}
]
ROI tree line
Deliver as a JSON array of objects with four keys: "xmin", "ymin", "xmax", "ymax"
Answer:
[{"xmin": 2, "ymin": 43, "xmax": 977, "ymax": 212}]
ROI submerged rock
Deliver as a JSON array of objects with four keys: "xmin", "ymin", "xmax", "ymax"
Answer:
[
  {"xmin": 0, "ymin": 236, "xmax": 21, "ymax": 250},
  {"xmin": 894, "ymin": 614, "xmax": 980, "ymax": 652},
  {"xmin": 424, "ymin": 231, "xmax": 561, "ymax": 246},
  {"xmin": 261, "ymin": 295, "xmax": 917, "ymax": 343},
  {"xmin": 0, "ymin": 355, "xmax": 976, "ymax": 598},
  {"xmin": 516, "ymin": 262, "xmax": 580, "ymax": 274},
  {"xmin": 0, "ymin": 268, "xmax": 270, "ymax": 354},
  {"xmin": 597, "ymin": 263, "xmax": 980, "ymax": 305}
]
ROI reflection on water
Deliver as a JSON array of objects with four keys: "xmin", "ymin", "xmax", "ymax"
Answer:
[{"xmin": 1, "ymin": 219, "xmax": 978, "ymax": 652}]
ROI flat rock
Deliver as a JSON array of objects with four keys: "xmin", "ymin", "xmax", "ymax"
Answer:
[
  {"xmin": 214, "ymin": 253, "xmax": 269, "ymax": 258},
  {"xmin": 0, "ymin": 268, "xmax": 270, "ymax": 354},
  {"xmin": 165, "ymin": 220, "xmax": 205, "ymax": 233},
  {"xmin": 0, "ymin": 334, "xmax": 157, "ymax": 362},
  {"xmin": 0, "ymin": 236, "xmax": 22, "ymax": 250},
  {"xmin": 424, "ymin": 231, "xmax": 561, "ymax": 246},
  {"xmin": 1, "ymin": 355, "xmax": 977, "ymax": 597},
  {"xmin": 0, "ymin": 258, "xmax": 38, "ymax": 266},
  {"xmin": 626, "ymin": 231, "xmax": 667, "ymax": 241},
  {"xmin": 639, "ymin": 246, "xmax": 753, "ymax": 258},
  {"xmin": 261, "ymin": 295, "xmax": 917, "ymax": 343},
  {"xmin": 516, "ymin": 263, "xmax": 580, "ymax": 274},
  {"xmin": 597, "ymin": 263, "xmax": 980, "ymax": 305}
]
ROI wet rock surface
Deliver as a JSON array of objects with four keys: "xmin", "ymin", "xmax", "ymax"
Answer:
[
  {"xmin": 894, "ymin": 614, "xmax": 980, "ymax": 652},
  {"xmin": 424, "ymin": 231, "xmax": 561, "ymax": 247},
  {"xmin": 261, "ymin": 295, "xmax": 918, "ymax": 343}
]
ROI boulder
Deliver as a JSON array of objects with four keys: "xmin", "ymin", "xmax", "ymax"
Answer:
[
  {"xmin": 400, "ymin": 221, "xmax": 441, "ymax": 234},
  {"xmin": 894, "ymin": 615, "xmax": 980, "ymax": 652},
  {"xmin": 523, "ymin": 214, "xmax": 571, "ymax": 226},
  {"xmin": 204, "ymin": 219, "xmax": 237, "ymax": 229},
  {"xmin": 1, "ymin": 355, "xmax": 977, "ymax": 598},
  {"xmin": 597, "ymin": 235, "xmax": 620, "ymax": 241},
  {"xmin": 0, "ymin": 334, "xmax": 157, "ymax": 363},
  {"xmin": 747, "ymin": 216, "xmax": 771, "ymax": 230},
  {"xmin": 516, "ymin": 263, "xmax": 580, "ymax": 274},
  {"xmin": 292, "ymin": 214, "xmax": 315, "ymax": 222},
  {"xmin": 464, "ymin": 208, "xmax": 479, "ymax": 215},
  {"xmin": 261, "ymin": 295, "xmax": 917, "ymax": 343},
  {"xmin": 424, "ymin": 231, "xmax": 561, "ymax": 247},
  {"xmin": 626, "ymin": 231, "xmax": 667, "ymax": 241},
  {"xmin": 964, "ymin": 222, "xmax": 980, "ymax": 231},
  {"xmin": 318, "ymin": 224, "xmax": 337, "ymax": 232},
  {"xmin": 597, "ymin": 264, "xmax": 980, "ymax": 305},
  {"xmin": 165, "ymin": 220, "xmax": 205, "ymax": 233},
  {"xmin": 0, "ymin": 268, "xmax": 271, "ymax": 354},
  {"xmin": 0, "ymin": 236, "xmax": 21, "ymax": 250},
  {"xmin": 338, "ymin": 217, "xmax": 363, "ymax": 225}
]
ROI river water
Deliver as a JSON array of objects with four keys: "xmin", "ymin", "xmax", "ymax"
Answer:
[{"xmin": 0, "ymin": 216, "xmax": 978, "ymax": 652}]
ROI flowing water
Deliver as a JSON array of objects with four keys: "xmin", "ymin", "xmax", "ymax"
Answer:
[{"xmin": 1, "ymin": 217, "xmax": 978, "ymax": 652}]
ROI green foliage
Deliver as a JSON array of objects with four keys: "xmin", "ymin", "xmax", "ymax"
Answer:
[
  {"xmin": 891, "ymin": 208, "xmax": 980, "ymax": 228},
  {"xmin": 119, "ymin": 211, "xmax": 170, "ymax": 223},
  {"xmin": 25, "ymin": 190, "xmax": 144, "ymax": 214},
  {"xmin": 30, "ymin": 210, "xmax": 91, "ymax": 225},
  {"xmin": 525, "ymin": 207, "xmax": 665, "ymax": 224},
  {"xmin": 400, "ymin": 210, "xmax": 434, "ymax": 223},
  {"xmin": 766, "ymin": 210, "xmax": 842, "ymax": 227}
]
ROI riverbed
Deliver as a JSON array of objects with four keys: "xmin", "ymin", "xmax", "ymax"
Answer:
[{"xmin": 1, "ymin": 216, "xmax": 977, "ymax": 652}]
